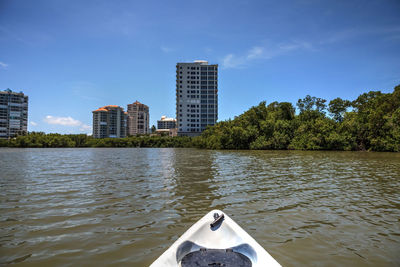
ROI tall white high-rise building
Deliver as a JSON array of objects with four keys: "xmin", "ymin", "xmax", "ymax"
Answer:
[
  {"xmin": 0, "ymin": 89, "xmax": 28, "ymax": 138},
  {"xmin": 176, "ymin": 60, "xmax": 218, "ymax": 136}
]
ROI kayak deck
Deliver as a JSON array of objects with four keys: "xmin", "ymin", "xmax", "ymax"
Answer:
[{"xmin": 151, "ymin": 209, "xmax": 281, "ymax": 267}]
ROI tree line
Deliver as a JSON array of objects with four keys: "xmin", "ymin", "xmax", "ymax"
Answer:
[
  {"xmin": 0, "ymin": 133, "xmax": 193, "ymax": 148},
  {"xmin": 194, "ymin": 85, "xmax": 400, "ymax": 151},
  {"xmin": 1, "ymin": 85, "xmax": 399, "ymax": 151}
]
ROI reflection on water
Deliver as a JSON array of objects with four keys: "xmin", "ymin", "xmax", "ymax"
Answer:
[{"xmin": 0, "ymin": 148, "xmax": 399, "ymax": 266}]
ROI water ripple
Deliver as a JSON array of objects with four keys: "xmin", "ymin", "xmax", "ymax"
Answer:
[{"xmin": 0, "ymin": 148, "xmax": 399, "ymax": 266}]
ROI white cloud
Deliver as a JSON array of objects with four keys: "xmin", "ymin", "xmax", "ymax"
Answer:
[
  {"xmin": 0, "ymin": 61, "xmax": 8, "ymax": 69},
  {"xmin": 221, "ymin": 25, "xmax": 400, "ymax": 69},
  {"xmin": 222, "ymin": 54, "xmax": 245, "ymax": 69},
  {"xmin": 43, "ymin": 115, "xmax": 93, "ymax": 133},
  {"xmin": 30, "ymin": 121, "xmax": 38, "ymax": 126},
  {"xmin": 44, "ymin": 115, "xmax": 82, "ymax": 126},
  {"xmin": 246, "ymin": 46, "xmax": 264, "ymax": 59},
  {"xmin": 221, "ymin": 41, "xmax": 313, "ymax": 69},
  {"xmin": 44, "ymin": 115, "xmax": 92, "ymax": 133},
  {"xmin": 0, "ymin": 25, "xmax": 52, "ymax": 46},
  {"xmin": 320, "ymin": 26, "xmax": 400, "ymax": 45},
  {"xmin": 79, "ymin": 124, "xmax": 92, "ymax": 132},
  {"xmin": 161, "ymin": 46, "xmax": 174, "ymax": 53}
]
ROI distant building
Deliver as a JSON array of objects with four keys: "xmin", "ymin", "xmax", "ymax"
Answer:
[
  {"xmin": 176, "ymin": 60, "xmax": 218, "ymax": 136},
  {"xmin": 0, "ymin": 89, "xmax": 28, "ymax": 138},
  {"xmin": 154, "ymin": 128, "xmax": 178, "ymax": 137},
  {"xmin": 157, "ymin": 115, "xmax": 176, "ymax": 130},
  {"xmin": 92, "ymin": 105, "xmax": 127, "ymax": 138},
  {"xmin": 127, "ymin": 101, "xmax": 149, "ymax": 136}
]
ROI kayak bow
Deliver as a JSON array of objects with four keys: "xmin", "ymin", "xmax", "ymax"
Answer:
[{"xmin": 151, "ymin": 209, "xmax": 281, "ymax": 267}]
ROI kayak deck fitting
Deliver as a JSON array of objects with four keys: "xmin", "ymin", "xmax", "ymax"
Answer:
[{"xmin": 151, "ymin": 209, "xmax": 281, "ymax": 267}]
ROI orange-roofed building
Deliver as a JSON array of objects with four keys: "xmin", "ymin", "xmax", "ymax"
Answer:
[{"xmin": 92, "ymin": 105, "xmax": 127, "ymax": 138}]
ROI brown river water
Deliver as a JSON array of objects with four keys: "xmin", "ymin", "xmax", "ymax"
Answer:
[{"xmin": 0, "ymin": 148, "xmax": 399, "ymax": 266}]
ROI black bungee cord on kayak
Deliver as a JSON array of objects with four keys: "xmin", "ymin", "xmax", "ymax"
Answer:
[{"xmin": 210, "ymin": 213, "xmax": 225, "ymax": 228}]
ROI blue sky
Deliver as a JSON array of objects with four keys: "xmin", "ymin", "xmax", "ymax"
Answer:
[{"xmin": 1, "ymin": 0, "xmax": 399, "ymax": 134}]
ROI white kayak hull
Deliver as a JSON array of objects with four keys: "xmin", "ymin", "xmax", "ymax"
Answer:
[{"xmin": 151, "ymin": 209, "xmax": 281, "ymax": 267}]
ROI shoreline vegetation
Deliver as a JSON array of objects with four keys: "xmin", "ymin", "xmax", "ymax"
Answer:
[{"xmin": 1, "ymin": 85, "xmax": 399, "ymax": 152}]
